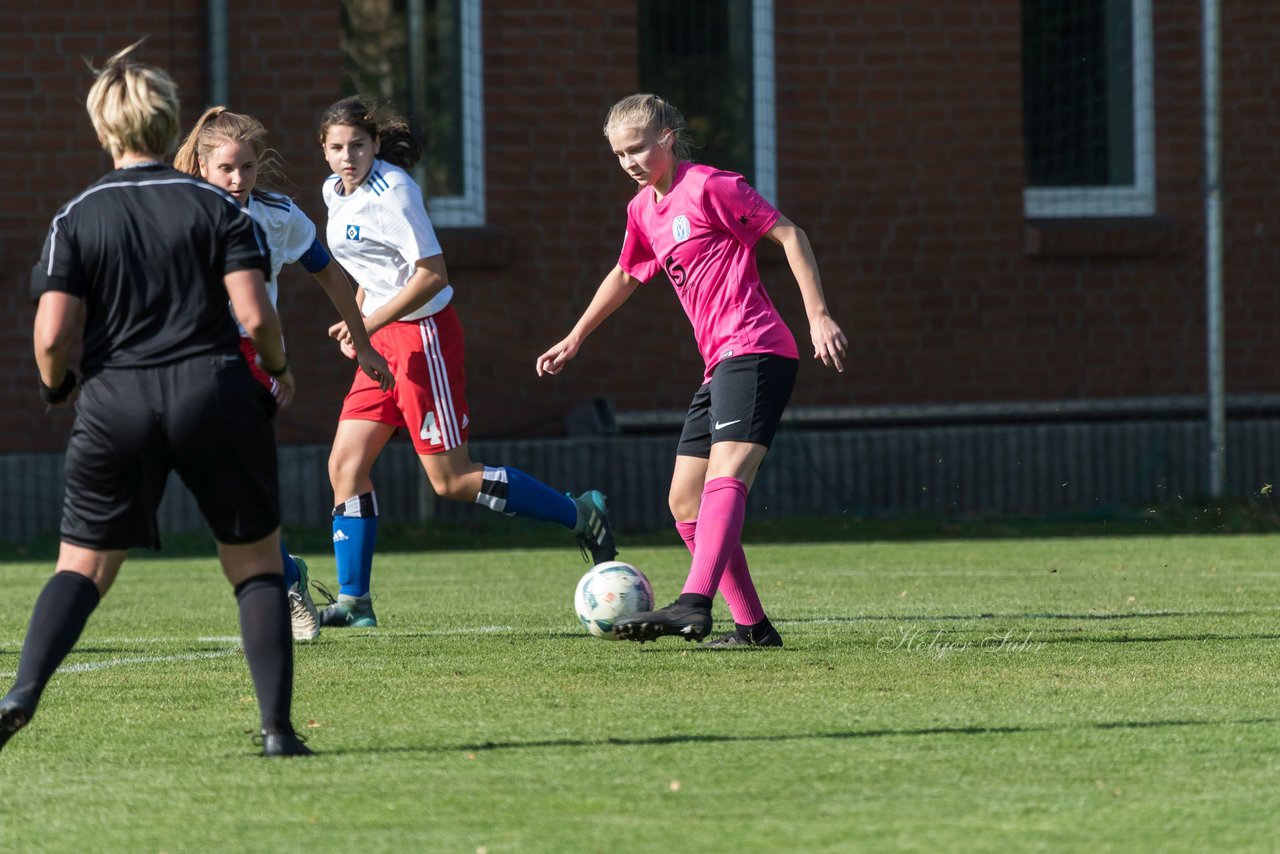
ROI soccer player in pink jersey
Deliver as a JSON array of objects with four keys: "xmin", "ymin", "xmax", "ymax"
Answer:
[
  {"xmin": 317, "ymin": 97, "xmax": 617, "ymax": 628},
  {"xmin": 538, "ymin": 94, "xmax": 847, "ymax": 647},
  {"xmin": 174, "ymin": 107, "xmax": 394, "ymax": 642}
]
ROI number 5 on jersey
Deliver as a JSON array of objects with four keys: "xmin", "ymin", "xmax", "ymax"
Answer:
[{"xmin": 663, "ymin": 255, "xmax": 687, "ymax": 288}]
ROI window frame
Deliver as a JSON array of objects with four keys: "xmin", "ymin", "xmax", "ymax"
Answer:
[
  {"xmin": 1023, "ymin": 0, "xmax": 1154, "ymax": 219},
  {"xmin": 407, "ymin": 0, "xmax": 486, "ymax": 227},
  {"xmin": 751, "ymin": 0, "xmax": 777, "ymax": 204}
]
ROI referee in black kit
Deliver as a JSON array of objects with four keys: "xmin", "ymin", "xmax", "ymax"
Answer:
[{"xmin": 0, "ymin": 42, "xmax": 310, "ymax": 757}]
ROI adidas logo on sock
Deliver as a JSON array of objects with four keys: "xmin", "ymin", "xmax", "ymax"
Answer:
[{"xmin": 333, "ymin": 530, "xmax": 350, "ymax": 543}]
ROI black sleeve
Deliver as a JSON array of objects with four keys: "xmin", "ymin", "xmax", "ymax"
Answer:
[
  {"xmin": 29, "ymin": 215, "xmax": 84, "ymax": 304},
  {"xmin": 222, "ymin": 207, "xmax": 271, "ymax": 277}
]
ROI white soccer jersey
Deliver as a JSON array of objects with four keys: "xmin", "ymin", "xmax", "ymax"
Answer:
[
  {"xmin": 323, "ymin": 160, "xmax": 452, "ymax": 322},
  {"xmin": 235, "ymin": 191, "xmax": 319, "ymax": 337}
]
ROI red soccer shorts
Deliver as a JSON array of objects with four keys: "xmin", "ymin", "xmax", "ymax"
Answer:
[
  {"xmin": 339, "ymin": 305, "xmax": 471, "ymax": 454},
  {"xmin": 238, "ymin": 337, "xmax": 281, "ymax": 396}
]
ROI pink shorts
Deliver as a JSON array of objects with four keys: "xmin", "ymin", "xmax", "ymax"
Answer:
[{"xmin": 339, "ymin": 306, "xmax": 471, "ymax": 454}]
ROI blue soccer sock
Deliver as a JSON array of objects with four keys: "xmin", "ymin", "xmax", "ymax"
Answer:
[
  {"xmin": 332, "ymin": 492, "xmax": 379, "ymax": 598},
  {"xmin": 475, "ymin": 466, "xmax": 577, "ymax": 528},
  {"xmin": 279, "ymin": 543, "xmax": 300, "ymax": 589}
]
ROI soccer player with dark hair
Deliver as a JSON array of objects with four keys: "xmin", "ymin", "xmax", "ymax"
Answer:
[
  {"xmin": 0, "ymin": 42, "xmax": 310, "ymax": 757},
  {"xmin": 313, "ymin": 96, "xmax": 618, "ymax": 629}
]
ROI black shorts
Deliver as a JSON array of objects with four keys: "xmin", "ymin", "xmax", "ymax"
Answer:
[
  {"xmin": 676, "ymin": 354, "xmax": 799, "ymax": 458},
  {"xmin": 60, "ymin": 355, "xmax": 281, "ymax": 550}
]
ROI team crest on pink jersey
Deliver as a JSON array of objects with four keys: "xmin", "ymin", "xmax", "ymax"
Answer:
[{"xmin": 672, "ymin": 215, "xmax": 691, "ymax": 242}]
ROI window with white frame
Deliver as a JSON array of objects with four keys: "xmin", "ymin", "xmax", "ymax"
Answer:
[
  {"xmin": 1022, "ymin": 0, "xmax": 1153, "ymax": 218},
  {"xmin": 341, "ymin": 0, "xmax": 485, "ymax": 226},
  {"xmin": 637, "ymin": 0, "xmax": 776, "ymax": 203}
]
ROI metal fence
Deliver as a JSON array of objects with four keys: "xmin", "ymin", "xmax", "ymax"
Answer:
[{"xmin": 3, "ymin": 416, "xmax": 1279, "ymax": 542}]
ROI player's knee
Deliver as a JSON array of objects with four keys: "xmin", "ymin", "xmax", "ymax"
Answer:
[
  {"xmin": 327, "ymin": 453, "xmax": 346, "ymax": 485},
  {"xmin": 328, "ymin": 452, "xmax": 363, "ymax": 493},
  {"xmin": 429, "ymin": 473, "xmax": 473, "ymax": 502},
  {"xmin": 669, "ymin": 493, "xmax": 700, "ymax": 521}
]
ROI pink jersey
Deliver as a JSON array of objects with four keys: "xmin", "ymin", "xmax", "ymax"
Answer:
[{"xmin": 618, "ymin": 162, "xmax": 798, "ymax": 379}]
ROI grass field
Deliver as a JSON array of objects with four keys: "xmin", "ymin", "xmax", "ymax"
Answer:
[{"xmin": 1, "ymin": 531, "xmax": 1278, "ymax": 852}]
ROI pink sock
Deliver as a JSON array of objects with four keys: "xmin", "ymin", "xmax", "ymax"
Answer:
[
  {"xmin": 676, "ymin": 519, "xmax": 766, "ymax": 625},
  {"xmin": 682, "ymin": 477, "xmax": 748, "ymax": 599}
]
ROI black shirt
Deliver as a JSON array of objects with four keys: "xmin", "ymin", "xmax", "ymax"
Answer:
[{"xmin": 30, "ymin": 163, "xmax": 271, "ymax": 374}]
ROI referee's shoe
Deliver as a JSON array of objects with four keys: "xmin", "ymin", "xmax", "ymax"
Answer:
[
  {"xmin": 0, "ymin": 689, "xmax": 36, "ymax": 752},
  {"xmin": 258, "ymin": 729, "xmax": 314, "ymax": 757}
]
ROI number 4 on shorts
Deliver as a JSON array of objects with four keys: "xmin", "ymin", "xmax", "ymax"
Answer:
[{"xmin": 420, "ymin": 411, "xmax": 442, "ymax": 445}]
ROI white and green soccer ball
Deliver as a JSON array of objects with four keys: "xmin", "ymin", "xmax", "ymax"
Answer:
[{"xmin": 574, "ymin": 561, "xmax": 654, "ymax": 639}]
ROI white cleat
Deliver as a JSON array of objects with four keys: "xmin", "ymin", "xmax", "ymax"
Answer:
[{"xmin": 288, "ymin": 555, "xmax": 321, "ymax": 641}]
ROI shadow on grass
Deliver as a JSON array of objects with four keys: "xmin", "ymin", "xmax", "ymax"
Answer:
[
  {"xmin": 787, "ymin": 609, "xmax": 1277, "ymax": 623},
  {"xmin": 295, "ymin": 716, "xmax": 1279, "ymax": 757}
]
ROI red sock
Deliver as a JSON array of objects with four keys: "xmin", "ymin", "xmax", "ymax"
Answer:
[
  {"xmin": 682, "ymin": 477, "xmax": 748, "ymax": 600},
  {"xmin": 676, "ymin": 519, "xmax": 766, "ymax": 625}
]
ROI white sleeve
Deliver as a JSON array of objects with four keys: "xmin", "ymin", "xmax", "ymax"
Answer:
[
  {"xmin": 276, "ymin": 204, "xmax": 319, "ymax": 266},
  {"xmin": 382, "ymin": 183, "xmax": 443, "ymax": 265}
]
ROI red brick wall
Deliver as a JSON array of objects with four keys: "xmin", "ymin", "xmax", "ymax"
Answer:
[
  {"xmin": 4, "ymin": 1, "xmax": 1278, "ymax": 454},
  {"xmin": 1, "ymin": 7, "xmax": 213, "ymax": 449}
]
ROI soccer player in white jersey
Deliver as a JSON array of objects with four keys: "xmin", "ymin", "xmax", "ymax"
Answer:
[
  {"xmin": 316, "ymin": 96, "xmax": 616, "ymax": 628},
  {"xmin": 538, "ymin": 94, "xmax": 848, "ymax": 647},
  {"xmin": 174, "ymin": 107, "xmax": 394, "ymax": 641}
]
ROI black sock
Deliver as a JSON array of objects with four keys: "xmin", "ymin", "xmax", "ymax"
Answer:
[
  {"xmin": 235, "ymin": 574, "xmax": 294, "ymax": 734},
  {"xmin": 736, "ymin": 617, "xmax": 773, "ymax": 640},
  {"xmin": 675, "ymin": 593, "xmax": 713, "ymax": 611},
  {"xmin": 10, "ymin": 571, "xmax": 101, "ymax": 705}
]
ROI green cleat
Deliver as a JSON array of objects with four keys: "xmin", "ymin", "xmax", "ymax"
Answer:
[
  {"xmin": 571, "ymin": 490, "xmax": 617, "ymax": 564},
  {"xmin": 315, "ymin": 586, "xmax": 377, "ymax": 628}
]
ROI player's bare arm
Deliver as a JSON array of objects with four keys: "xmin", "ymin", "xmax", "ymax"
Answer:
[
  {"xmin": 360, "ymin": 255, "xmax": 449, "ymax": 337},
  {"xmin": 226, "ymin": 268, "xmax": 295, "ymax": 408},
  {"xmin": 33, "ymin": 291, "xmax": 84, "ymax": 408},
  {"xmin": 328, "ymin": 284, "xmax": 366, "ymax": 352},
  {"xmin": 537, "ymin": 265, "xmax": 641, "ymax": 376},
  {"xmin": 312, "ymin": 263, "xmax": 393, "ymax": 391},
  {"xmin": 765, "ymin": 217, "xmax": 848, "ymax": 373}
]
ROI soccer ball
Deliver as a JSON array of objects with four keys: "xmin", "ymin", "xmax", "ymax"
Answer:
[{"xmin": 574, "ymin": 561, "xmax": 654, "ymax": 639}]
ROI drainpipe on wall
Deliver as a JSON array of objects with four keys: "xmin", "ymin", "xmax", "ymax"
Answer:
[
  {"xmin": 1203, "ymin": 0, "xmax": 1224, "ymax": 498},
  {"xmin": 208, "ymin": 0, "xmax": 229, "ymax": 107}
]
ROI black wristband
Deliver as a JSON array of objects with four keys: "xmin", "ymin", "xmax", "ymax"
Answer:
[{"xmin": 38, "ymin": 370, "xmax": 78, "ymax": 405}]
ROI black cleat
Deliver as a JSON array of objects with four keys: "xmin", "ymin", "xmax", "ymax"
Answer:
[
  {"xmin": 700, "ymin": 624, "xmax": 784, "ymax": 648},
  {"xmin": 258, "ymin": 730, "xmax": 314, "ymax": 757},
  {"xmin": 571, "ymin": 490, "xmax": 618, "ymax": 564},
  {"xmin": 0, "ymin": 690, "xmax": 36, "ymax": 753},
  {"xmin": 614, "ymin": 601, "xmax": 712, "ymax": 643}
]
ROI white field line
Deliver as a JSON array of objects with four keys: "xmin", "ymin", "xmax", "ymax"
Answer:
[
  {"xmin": 46, "ymin": 650, "xmax": 239, "ymax": 675},
  {"xmin": 0, "ymin": 625, "xmax": 514, "ymax": 678},
  {"xmin": 0, "ymin": 649, "xmax": 241, "ymax": 679}
]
